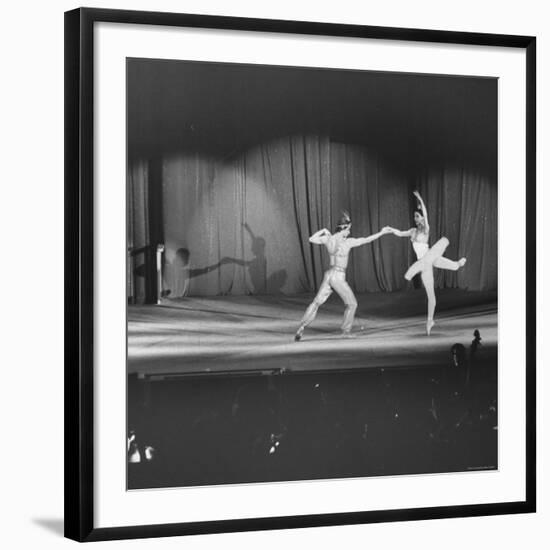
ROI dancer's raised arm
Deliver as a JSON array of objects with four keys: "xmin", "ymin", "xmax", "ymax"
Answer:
[
  {"xmin": 413, "ymin": 190, "xmax": 429, "ymax": 230},
  {"xmin": 347, "ymin": 226, "xmax": 392, "ymax": 248},
  {"xmin": 309, "ymin": 228, "xmax": 332, "ymax": 245}
]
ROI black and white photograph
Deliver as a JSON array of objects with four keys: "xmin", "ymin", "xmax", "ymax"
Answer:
[{"xmin": 126, "ymin": 58, "xmax": 498, "ymax": 490}]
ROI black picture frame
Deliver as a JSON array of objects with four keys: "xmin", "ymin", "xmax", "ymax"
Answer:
[{"xmin": 65, "ymin": 7, "xmax": 536, "ymax": 542}]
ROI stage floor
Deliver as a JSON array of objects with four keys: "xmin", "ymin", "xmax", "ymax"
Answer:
[{"xmin": 128, "ymin": 289, "xmax": 497, "ymax": 376}]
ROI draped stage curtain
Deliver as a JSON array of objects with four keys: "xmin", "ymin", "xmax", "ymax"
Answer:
[
  {"xmin": 127, "ymin": 159, "xmax": 149, "ymax": 303},
  {"xmin": 128, "ymin": 135, "xmax": 496, "ymax": 302}
]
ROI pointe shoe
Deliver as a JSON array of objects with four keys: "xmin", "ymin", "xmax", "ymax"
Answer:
[
  {"xmin": 294, "ymin": 326, "xmax": 304, "ymax": 342},
  {"xmin": 341, "ymin": 330, "xmax": 356, "ymax": 339},
  {"xmin": 426, "ymin": 320, "xmax": 435, "ymax": 336},
  {"xmin": 458, "ymin": 257, "xmax": 467, "ymax": 268}
]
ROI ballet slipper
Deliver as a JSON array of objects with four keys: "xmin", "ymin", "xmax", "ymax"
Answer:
[
  {"xmin": 426, "ymin": 319, "xmax": 435, "ymax": 336},
  {"xmin": 294, "ymin": 326, "xmax": 304, "ymax": 342}
]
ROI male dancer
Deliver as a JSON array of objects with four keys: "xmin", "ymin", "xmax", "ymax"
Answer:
[{"xmin": 294, "ymin": 212, "xmax": 391, "ymax": 341}]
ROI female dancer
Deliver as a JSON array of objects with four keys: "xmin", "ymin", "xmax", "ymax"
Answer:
[
  {"xmin": 294, "ymin": 212, "xmax": 391, "ymax": 341},
  {"xmin": 387, "ymin": 191, "xmax": 467, "ymax": 335}
]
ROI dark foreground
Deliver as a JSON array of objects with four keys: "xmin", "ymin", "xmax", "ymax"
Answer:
[{"xmin": 128, "ymin": 349, "xmax": 497, "ymax": 489}]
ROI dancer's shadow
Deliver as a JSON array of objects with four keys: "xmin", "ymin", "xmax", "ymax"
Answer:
[
  {"xmin": 163, "ymin": 248, "xmax": 225, "ymax": 298},
  {"xmin": 221, "ymin": 223, "xmax": 287, "ymax": 295}
]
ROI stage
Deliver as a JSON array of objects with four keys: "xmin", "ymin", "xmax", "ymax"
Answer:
[{"xmin": 127, "ymin": 289, "xmax": 497, "ymax": 376}]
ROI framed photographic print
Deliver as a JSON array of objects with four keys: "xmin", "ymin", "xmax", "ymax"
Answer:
[{"xmin": 65, "ymin": 7, "xmax": 536, "ymax": 542}]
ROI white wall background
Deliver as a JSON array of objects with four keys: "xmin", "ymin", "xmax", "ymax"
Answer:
[{"xmin": 0, "ymin": 0, "xmax": 546, "ymax": 548}]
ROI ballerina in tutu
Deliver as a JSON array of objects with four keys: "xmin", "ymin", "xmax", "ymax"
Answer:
[{"xmin": 387, "ymin": 190, "xmax": 467, "ymax": 335}]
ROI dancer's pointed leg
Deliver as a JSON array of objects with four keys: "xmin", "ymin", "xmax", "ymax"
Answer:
[
  {"xmin": 295, "ymin": 275, "xmax": 332, "ymax": 341},
  {"xmin": 433, "ymin": 256, "xmax": 467, "ymax": 271},
  {"xmin": 420, "ymin": 269, "xmax": 436, "ymax": 336},
  {"xmin": 295, "ymin": 301, "xmax": 319, "ymax": 341}
]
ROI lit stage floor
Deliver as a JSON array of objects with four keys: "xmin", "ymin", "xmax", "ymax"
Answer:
[{"xmin": 127, "ymin": 289, "xmax": 497, "ymax": 376}]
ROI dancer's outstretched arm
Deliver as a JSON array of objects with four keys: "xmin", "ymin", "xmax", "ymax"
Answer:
[
  {"xmin": 347, "ymin": 226, "xmax": 392, "ymax": 248},
  {"xmin": 413, "ymin": 190, "xmax": 430, "ymax": 231},
  {"xmin": 387, "ymin": 227, "xmax": 414, "ymax": 237},
  {"xmin": 309, "ymin": 228, "xmax": 332, "ymax": 245}
]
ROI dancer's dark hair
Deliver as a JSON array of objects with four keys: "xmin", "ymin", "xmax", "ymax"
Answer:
[{"xmin": 335, "ymin": 211, "xmax": 352, "ymax": 233}]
